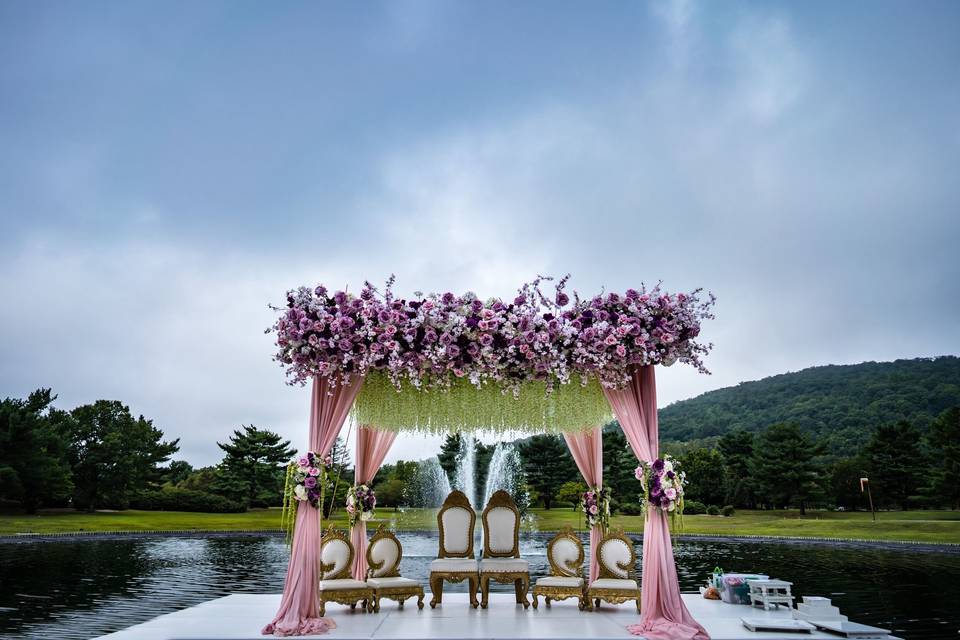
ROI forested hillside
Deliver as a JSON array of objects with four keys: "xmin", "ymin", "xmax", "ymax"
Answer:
[{"xmin": 659, "ymin": 356, "xmax": 960, "ymax": 454}]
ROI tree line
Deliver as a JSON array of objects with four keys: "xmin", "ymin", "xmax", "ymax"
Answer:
[{"xmin": 3, "ymin": 387, "xmax": 957, "ymax": 515}]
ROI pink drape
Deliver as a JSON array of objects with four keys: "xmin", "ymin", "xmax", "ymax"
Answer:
[
  {"xmin": 262, "ymin": 375, "xmax": 363, "ymax": 637},
  {"xmin": 604, "ymin": 366, "xmax": 709, "ymax": 640},
  {"xmin": 350, "ymin": 425, "xmax": 397, "ymax": 579},
  {"xmin": 562, "ymin": 427, "xmax": 603, "ymax": 583}
]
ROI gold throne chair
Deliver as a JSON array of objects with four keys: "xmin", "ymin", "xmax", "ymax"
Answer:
[
  {"xmin": 586, "ymin": 527, "xmax": 641, "ymax": 612},
  {"xmin": 531, "ymin": 526, "xmax": 586, "ymax": 609},
  {"xmin": 365, "ymin": 524, "xmax": 425, "ymax": 611},
  {"xmin": 428, "ymin": 490, "xmax": 479, "ymax": 608},
  {"xmin": 319, "ymin": 527, "xmax": 375, "ymax": 616},
  {"xmin": 478, "ymin": 490, "xmax": 530, "ymax": 609}
]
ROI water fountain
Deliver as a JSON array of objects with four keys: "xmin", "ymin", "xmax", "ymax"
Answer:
[
  {"xmin": 481, "ymin": 442, "xmax": 524, "ymax": 507},
  {"xmin": 452, "ymin": 434, "xmax": 478, "ymax": 508},
  {"xmin": 405, "ymin": 456, "xmax": 452, "ymax": 508}
]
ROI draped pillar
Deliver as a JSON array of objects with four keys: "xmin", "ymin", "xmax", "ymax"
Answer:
[
  {"xmin": 604, "ymin": 366, "xmax": 709, "ymax": 640},
  {"xmin": 350, "ymin": 425, "xmax": 397, "ymax": 580},
  {"xmin": 262, "ymin": 375, "xmax": 363, "ymax": 637},
  {"xmin": 562, "ymin": 427, "xmax": 603, "ymax": 583}
]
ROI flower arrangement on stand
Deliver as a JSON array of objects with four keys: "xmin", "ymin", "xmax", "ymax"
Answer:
[
  {"xmin": 580, "ymin": 486, "xmax": 611, "ymax": 531},
  {"xmin": 635, "ymin": 455, "xmax": 686, "ymax": 529},
  {"xmin": 346, "ymin": 484, "xmax": 377, "ymax": 528},
  {"xmin": 281, "ymin": 451, "xmax": 332, "ymax": 544}
]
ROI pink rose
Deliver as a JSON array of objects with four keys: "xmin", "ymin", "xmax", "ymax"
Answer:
[
  {"xmin": 308, "ymin": 467, "xmax": 320, "ymax": 477},
  {"xmin": 346, "ymin": 504, "xmax": 356, "ymax": 514},
  {"xmin": 297, "ymin": 456, "xmax": 309, "ymax": 468},
  {"xmin": 589, "ymin": 504, "xmax": 599, "ymax": 515}
]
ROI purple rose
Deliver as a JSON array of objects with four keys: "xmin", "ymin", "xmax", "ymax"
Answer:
[
  {"xmin": 442, "ymin": 292, "xmax": 455, "ymax": 304},
  {"xmin": 514, "ymin": 295, "xmax": 527, "ymax": 306},
  {"xmin": 556, "ymin": 292, "xmax": 570, "ymax": 306},
  {"xmin": 304, "ymin": 476, "xmax": 317, "ymax": 489}
]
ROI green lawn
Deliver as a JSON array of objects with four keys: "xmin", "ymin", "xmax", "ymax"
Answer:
[{"xmin": 3, "ymin": 507, "xmax": 959, "ymax": 544}]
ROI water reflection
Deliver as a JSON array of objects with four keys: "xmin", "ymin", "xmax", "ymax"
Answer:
[{"xmin": 0, "ymin": 534, "xmax": 957, "ymax": 639}]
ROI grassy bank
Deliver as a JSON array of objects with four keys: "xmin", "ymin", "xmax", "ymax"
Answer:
[{"xmin": 3, "ymin": 508, "xmax": 959, "ymax": 544}]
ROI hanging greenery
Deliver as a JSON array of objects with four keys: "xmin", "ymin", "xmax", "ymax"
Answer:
[{"xmin": 352, "ymin": 369, "xmax": 612, "ymax": 434}]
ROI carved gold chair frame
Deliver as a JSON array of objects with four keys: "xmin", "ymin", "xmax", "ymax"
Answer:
[
  {"xmin": 428, "ymin": 490, "xmax": 479, "ymax": 608},
  {"xmin": 319, "ymin": 526, "xmax": 375, "ymax": 616},
  {"xmin": 531, "ymin": 525, "xmax": 586, "ymax": 610},
  {"xmin": 479, "ymin": 490, "xmax": 530, "ymax": 609},
  {"xmin": 366, "ymin": 524, "xmax": 425, "ymax": 611},
  {"xmin": 586, "ymin": 527, "xmax": 641, "ymax": 613}
]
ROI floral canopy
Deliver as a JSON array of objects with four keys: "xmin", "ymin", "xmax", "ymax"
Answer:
[{"xmin": 270, "ymin": 275, "xmax": 715, "ymax": 434}]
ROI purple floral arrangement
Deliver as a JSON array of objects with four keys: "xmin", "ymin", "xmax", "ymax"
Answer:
[
  {"xmin": 270, "ymin": 275, "xmax": 715, "ymax": 391},
  {"xmin": 581, "ymin": 485, "xmax": 611, "ymax": 530},
  {"xmin": 635, "ymin": 455, "xmax": 686, "ymax": 526},
  {"xmin": 346, "ymin": 484, "xmax": 376, "ymax": 527},
  {"xmin": 289, "ymin": 451, "xmax": 331, "ymax": 509}
]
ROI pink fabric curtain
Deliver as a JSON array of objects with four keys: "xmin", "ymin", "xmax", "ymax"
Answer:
[
  {"xmin": 262, "ymin": 375, "xmax": 363, "ymax": 637},
  {"xmin": 562, "ymin": 427, "xmax": 603, "ymax": 583},
  {"xmin": 350, "ymin": 425, "xmax": 397, "ymax": 579},
  {"xmin": 604, "ymin": 366, "xmax": 709, "ymax": 640}
]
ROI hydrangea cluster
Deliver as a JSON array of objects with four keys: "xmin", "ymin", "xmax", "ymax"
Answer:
[
  {"xmin": 581, "ymin": 485, "xmax": 611, "ymax": 530},
  {"xmin": 346, "ymin": 484, "xmax": 376, "ymax": 527},
  {"xmin": 270, "ymin": 275, "xmax": 715, "ymax": 391},
  {"xmin": 636, "ymin": 455, "xmax": 686, "ymax": 523}
]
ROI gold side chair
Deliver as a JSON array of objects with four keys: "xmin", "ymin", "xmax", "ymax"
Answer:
[
  {"xmin": 319, "ymin": 527, "xmax": 375, "ymax": 616},
  {"xmin": 586, "ymin": 527, "xmax": 641, "ymax": 612},
  {"xmin": 531, "ymin": 526, "xmax": 586, "ymax": 610},
  {"xmin": 428, "ymin": 490, "xmax": 479, "ymax": 608},
  {"xmin": 478, "ymin": 490, "xmax": 530, "ymax": 609},
  {"xmin": 365, "ymin": 524, "xmax": 425, "ymax": 612}
]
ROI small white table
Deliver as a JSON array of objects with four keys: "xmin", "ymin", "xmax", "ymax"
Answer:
[{"xmin": 747, "ymin": 579, "xmax": 795, "ymax": 610}]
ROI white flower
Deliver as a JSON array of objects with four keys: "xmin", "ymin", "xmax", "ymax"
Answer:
[
  {"xmin": 294, "ymin": 485, "xmax": 307, "ymax": 500},
  {"xmin": 360, "ymin": 510, "xmax": 373, "ymax": 521},
  {"xmin": 667, "ymin": 501, "xmax": 676, "ymax": 512}
]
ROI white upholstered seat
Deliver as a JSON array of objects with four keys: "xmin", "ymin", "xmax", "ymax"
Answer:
[
  {"xmin": 430, "ymin": 558, "xmax": 477, "ymax": 572},
  {"xmin": 366, "ymin": 576, "xmax": 420, "ymax": 588},
  {"xmin": 479, "ymin": 558, "xmax": 529, "ymax": 572},
  {"xmin": 536, "ymin": 576, "xmax": 584, "ymax": 588},
  {"xmin": 319, "ymin": 578, "xmax": 369, "ymax": 591},
  {"xmin": 589, "ymin": 578, "xmax": 639, "ymax": 590}
]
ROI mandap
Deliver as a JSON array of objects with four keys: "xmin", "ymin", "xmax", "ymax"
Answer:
[{"xmin": 261, "ymin": 276, "xmax": 715, "ymax": 640}]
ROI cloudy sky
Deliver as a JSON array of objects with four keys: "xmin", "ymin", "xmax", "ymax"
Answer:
[{"xmin": 1, "ymin": 1, "xmax": 958, "ymax": 467}]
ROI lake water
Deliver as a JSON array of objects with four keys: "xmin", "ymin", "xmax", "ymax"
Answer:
[{"xmin": 1, "ymin": 533, "xmax": 958, "ymax": 639}]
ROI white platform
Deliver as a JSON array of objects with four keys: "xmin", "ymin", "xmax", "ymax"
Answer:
[{"xmin": 93, "ymin": 593, "xmax": 855, "ymax": 640}]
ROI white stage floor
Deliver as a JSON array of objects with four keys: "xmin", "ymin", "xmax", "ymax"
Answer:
[{"xmin": 93, "ymin": 593, "xmax": 853, "ymax": 640}]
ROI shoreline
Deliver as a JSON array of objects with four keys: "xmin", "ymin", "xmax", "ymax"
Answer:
[{"xmin": 3, "ymin": 528, "xmax": 958, "ymax": 553}]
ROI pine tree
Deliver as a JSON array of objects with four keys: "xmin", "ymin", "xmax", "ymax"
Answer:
[
  {"xmin": 215, "ymin": 425, "xmax": 294, "ymax": 507},
  {"xmin": 929, "ymin": 407, "xmax": 960, "ymax": 509},
  {"xmin": 864, "ymin": 421, "xmax": 924, "ymax": 510},
  {"xmin": 750, "ymin": 423, "xmax": 823, "ymax": 515},
  {"xmin": 719, "ymin": 429, "xmax": 754, "ymax": 508},
  {"xmin": 680, "ymin": 447, "xmax": 726, "ymax": 508},
  {"xmin": 68, "ymin": 400, "xmax": 180, "ymax": 510},
  {"xmin": 0, "ymin": 389, "xmax": 74, "ymax": 513},
  {"xmin": 518, "ymin": 435, "xmax": 576, "ymax": 509},
  {"xmin": 603, "ymin": 428, "xmax": 640, "ymax": 506}
]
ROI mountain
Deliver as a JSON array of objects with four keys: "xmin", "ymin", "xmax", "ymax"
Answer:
[{"xmin": 658, "ymin": 356, "xmax": 960, "ymax": 455}]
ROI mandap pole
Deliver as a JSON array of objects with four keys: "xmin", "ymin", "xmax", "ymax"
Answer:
[{"xmin": 860, "ymin": 477, "xmax": 876, "ymax": 521}]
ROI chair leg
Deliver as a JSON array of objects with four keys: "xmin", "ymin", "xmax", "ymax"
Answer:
[
  {"xmin": 531, "ymin": 592, "xmax": 539, "ymax": 609},
  {"xmin": 469, "ymin": 575, "xmax": 480, "ymax": 608},
  {"xmin": 319, "ymin": 599, "xmax": 326, "ymax": 617},
  {"xmin": 517, "ymin": 576, "xmax": 530, "ymax": 609},
  {"xmin": 480, "ymin": 575, "xmax": 490, "ymax": 609},
  {"xmin": 429, "ymin": 575, "xmax": 443, "ymax": 608},
  {"xmin": 635, "ymin": 597, "xmax": 641, "ymax": 614},
  {"xmin": 417, "ymin": 590, "xmax": 425, "ymax": 610}
]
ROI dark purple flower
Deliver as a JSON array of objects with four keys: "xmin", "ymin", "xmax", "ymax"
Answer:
[
  {"xmin": 334, "ymin": 291, "xmax": 347, "ymax": 305},
  {"xmin": 514, "ymin": 295, "xmax": 527, "ymax": 306},
  {"xmin": 556, "ymin": 292, "xmax": 570, "ymax": 306},
  {"xmin": 442, "ymin": 292, "xmax": 455, "ymax": 304},
  {"xmin": 304, "ymin": 476, "xmax": 317, "ymax": 489}
]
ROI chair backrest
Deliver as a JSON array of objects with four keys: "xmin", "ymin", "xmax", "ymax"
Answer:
[
  {"xmin": 546, "ymin": 526, "xmax": 584, "ymax": 577},
  {"xmin": 366, "ymin": 524, "xmax": 402, "ymax": 578},
  {"xmin": 596, "ymin": 528, "xmax": 636, "ymax": 580},
  {"xmin": 437, "ymin": 490, "xmax": 476, "ymax": 559},
  {"xmin": 481, "ymin": 490, "xmax": 520, "ymax": 558},
  {"xmin": 320, "ymin": 527, "xmax": 354, "ymax": 580}
]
